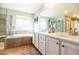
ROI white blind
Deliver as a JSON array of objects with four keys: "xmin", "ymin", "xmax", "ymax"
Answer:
[{"xmin": 14, "ymin": 16, "xmax": 33, "ymax": 34}]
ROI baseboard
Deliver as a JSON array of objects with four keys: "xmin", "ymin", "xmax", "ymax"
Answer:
[{"xmin": 32, "ymin": 43, "xmax": 42, "ymax": 55}]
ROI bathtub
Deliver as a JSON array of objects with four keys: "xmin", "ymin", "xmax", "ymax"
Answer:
[
  {"xmin": 4, "ymin": 34, "xmax": 32, "ymax": 49},
  {"xmin": 0, "ymin": 34, "xmax": 32, "ymax": 49},
  {"xmin": 0, "ymin": 35, "xmax": 6, "ymax": 50}
]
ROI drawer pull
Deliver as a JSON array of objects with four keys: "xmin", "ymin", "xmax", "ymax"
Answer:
[
  {"xmin": 56, "ymin": 42, "xmax": 59, "ymax": 45},
  {"xmin": 62, "ymin": 45, "xmax": 64, "ymax": 47}
]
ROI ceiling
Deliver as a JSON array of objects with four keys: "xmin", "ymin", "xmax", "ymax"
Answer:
[
  {"xmin": 40, "ymin": 3, "xmax": 79, "ymax": 17},
  {"xmin": 0, "ymin": 3, "xmax": 44, "ymax": 14},
  {"xmin": 0, "ymin": 3, "xmax": 79, "ymax": 17}
]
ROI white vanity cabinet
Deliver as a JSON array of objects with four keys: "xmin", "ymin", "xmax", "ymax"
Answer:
[
  {"xmin": 32, "ymin": 32, "xmax": 79, "ymax": 55},
  {"xmin": 46, "ymin": 36, "xmax": 60, "ymax": 55},
  {"xmin": 61, "ymin": 42, "xmax": 79, "ymax": 55},
  {"xmin": 38, "ymin": 34, "xmax": 46, "ymax": 55},
  {"xmin": 32, "ymin": 32, "xmax": 35, "ymax": 44},
  {"xmin": 32, "ymin": 32, "xmax": 39, "ymax": 49}
]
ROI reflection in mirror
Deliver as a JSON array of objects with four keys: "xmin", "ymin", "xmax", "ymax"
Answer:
[
  {"xmin": 74, "ymin": 18, "xmax": 79, "ymax": 35},
  {"xmin": 48, "ymin": 17, "xmax": 64, "ymax": 33}
]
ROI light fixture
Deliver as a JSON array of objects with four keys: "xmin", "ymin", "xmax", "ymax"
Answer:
[
  {"xmin": 64, "ymin": 10, "xmax": 68, "ymax": 15},
  {"xmin": 72, "ymin": 14, "xmax": 77, "ymax": 18},
  {"xmin": 77, "ymin": 16, "xmax": 79, "ymax": 18},
  {"xmin": 44, "ymin": 3, "xmax": 56, "ymax": 8}
]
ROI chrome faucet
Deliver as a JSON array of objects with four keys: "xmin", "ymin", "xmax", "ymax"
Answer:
[
  {"xmin": 69, "ymin": 28, "xmax": 73, "ymax": 35},
  {"xmin": 73, "ymin": 28, "xmax": 78, "ymax": 36}
]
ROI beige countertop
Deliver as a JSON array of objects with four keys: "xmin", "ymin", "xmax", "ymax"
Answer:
[
  {"xmin": 37, "ymin": 32, "xmax": 79, "ymax": 46},
  {"xmin": 0, "ymin": 35, "xmax": 6, "ymax": 38},
  {"xmin": 5, "ymin": 34, "xmax": 32, "ymax": 39}
]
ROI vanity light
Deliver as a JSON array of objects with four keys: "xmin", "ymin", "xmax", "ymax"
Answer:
[
  {"xmin": 77, "ymin": 16, "xmax": 79, "ymax": 22},
  {"xmin": 77, "ymin": 16, "xmax": 79, "ymax": 18},
  {"xmin": 73, "ymin": 14, "xmax": 77, "ymax": 18},
  {"xmin": 64, "ymin": 10, "xmax": 68, "ymax": 15}
]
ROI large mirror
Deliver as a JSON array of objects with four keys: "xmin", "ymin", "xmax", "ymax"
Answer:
[{"xmin": 48, "ymin": 17, "xmax": 65, "ymax": 33}]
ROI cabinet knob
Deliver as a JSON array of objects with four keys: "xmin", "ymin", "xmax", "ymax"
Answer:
[
  {"xmin": 62, "ymin": 45, "xmax": 64, "ymax": 47},
  {"xmin": 56, "ymin": 42, "xmax": 59, "ymax": 45}
]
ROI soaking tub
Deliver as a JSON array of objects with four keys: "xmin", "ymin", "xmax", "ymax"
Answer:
[{"xmin": 2, "ymin": 34, "xmax": 32, "ymax": 49}]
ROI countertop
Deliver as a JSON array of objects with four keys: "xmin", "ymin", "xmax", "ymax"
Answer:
[
  {"xmin": 5, "ymin": 34, "xmax": 32, "ymax": 39},
  {"xmin": 37, "ymin": 32, "xmax": 79, "ymax": 46},
  {"xmin": 0, "ymin": 35, "xmax": 6, "ymax": 38}
]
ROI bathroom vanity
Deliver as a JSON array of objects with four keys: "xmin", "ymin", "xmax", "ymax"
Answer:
[{"xmin": 32, "ymin": 32, "xmax": 79, "ymax": 55}]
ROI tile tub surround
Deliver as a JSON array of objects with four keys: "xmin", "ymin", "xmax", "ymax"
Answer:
[
  {"xmin": 0, "ymin": 35, "xmax": 6, "ymax": 42},
  {"xmin": 4, "ymin": 34, "xmax": 32, "ymax": 49},
  {"xmin": 0, "ymin": 42, "xmax": 4, "ymax": 50}
]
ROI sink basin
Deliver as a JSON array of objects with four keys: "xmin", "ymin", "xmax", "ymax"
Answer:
[
  {"xmin": 59, "ymin": 34, "xmax": 72, "ymax": 38},
  {"xmin": 59, "ymin": 34, "xmax": 79, "ymax": 39},
  {"xmin": 48, "ymin": 32, "xmax": 79, "ymax": 39}
]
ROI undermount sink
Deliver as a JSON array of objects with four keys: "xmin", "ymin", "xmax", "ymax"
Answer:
[
  {"xmin": 59, "ymin": 34, "xmax": 79, "ymax": 39},
  {"xmin": 48, "ymin": 32, "xmax": 79, "ymax": 39},
  {"xmin": 59, "ymin": 34, "xmax": 68, "ymax": 37},
  {"xmin": 59, "ymin": 34, "xmax": 72, "ymax": 38}
]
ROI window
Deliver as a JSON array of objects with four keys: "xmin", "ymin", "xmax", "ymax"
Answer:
[{"xmin": 14, "ymin": 15, "xmax": 33, "ymax": 34}]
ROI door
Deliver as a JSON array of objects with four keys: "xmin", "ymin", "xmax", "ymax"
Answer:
[
  {"xmin": 0, "ymin": 13, "xmax": 6, "ymax": 49},
  {"xmin": 46, "ymin": 36, "xmax": 59, "ymax": 55},
  {"xmin": 61, "ymin": 42, "xmax": 79, "ymax": 55}
]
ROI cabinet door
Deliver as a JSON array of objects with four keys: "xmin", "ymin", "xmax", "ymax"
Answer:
[
  {"xmin": 34, "ymin": 33, "xmax": 39, "ymax": 49},
  {"xmin": 39, "ymin": 34, "xmax": 45, "ymax": 55},
  {"xmin": 61, "ymin": 42, "xmax": 79, "ymax": 55},
  {"xmin": 32, "ymin": 32, "xmax": 36, "ymax": 45},
  {"xmin": 32, "ymin": 32, "xmax": 39, "ymax": 49},
  {"xmin": 46, "ymin": 36, "xmax": 59, "ymax": 55}
]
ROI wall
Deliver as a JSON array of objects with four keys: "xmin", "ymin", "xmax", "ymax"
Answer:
[{"xmin": 34, "ymin": 10, "xmax": 65, "ymax": 33}]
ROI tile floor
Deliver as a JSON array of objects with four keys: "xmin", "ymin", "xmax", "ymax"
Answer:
[{"xmin": 0, "ymin": 45, "xmax": 41, "ymax": 55}]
